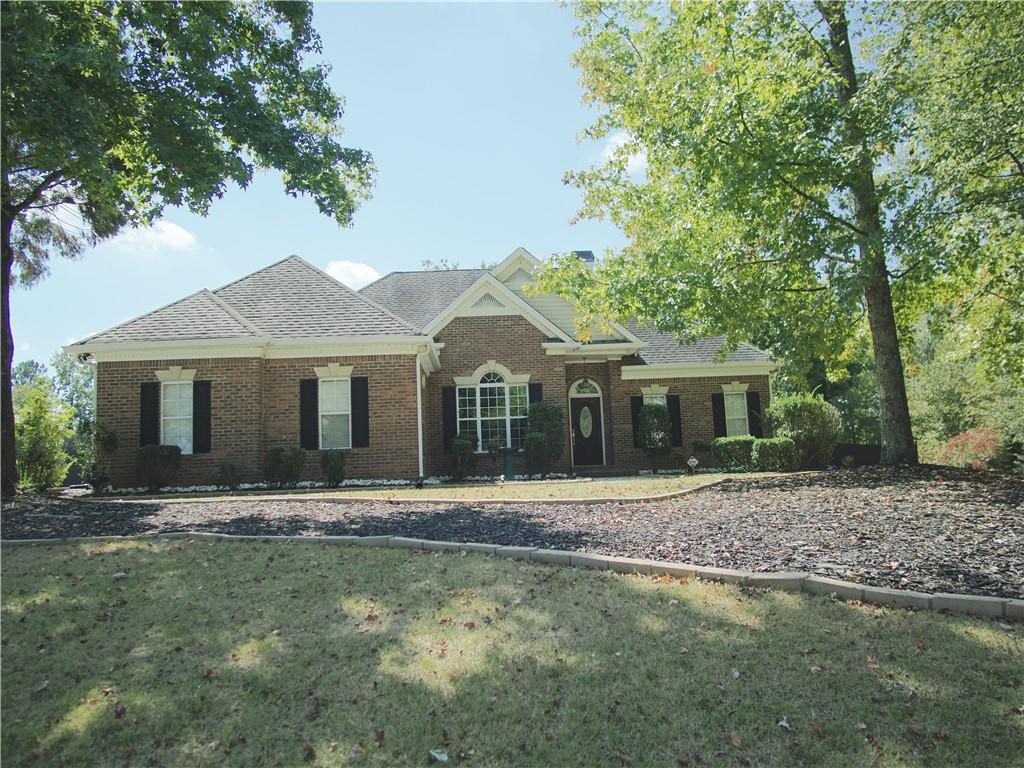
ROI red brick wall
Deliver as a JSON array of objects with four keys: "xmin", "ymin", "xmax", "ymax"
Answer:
[
  {"xmin": 95, "ymin": 354, "xmax": 420, "ymax": 488},
  {"xmin": 423, "ymin": 315, "xmax": 570, "ymax": 477}
]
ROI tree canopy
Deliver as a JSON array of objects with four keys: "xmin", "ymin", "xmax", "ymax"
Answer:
[{"xmin": 1, "ymin": 1, "xmax": 374, "ymax": 495}]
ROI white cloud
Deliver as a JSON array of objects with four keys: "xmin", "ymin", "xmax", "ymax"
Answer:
[
  {"xmin": 19, "ymin": 342, "xmax": 31, "ymax": 352},
  {"xmin": 108, "ymin": 221, "xmax": 197, "ymax": 252},
  {"xmin": 602, "ymin": 131, "xmax": 648, "ymax": 176},
  {"xmin": 325, "ymin": 259, "xmax": 381, "ymax": 290}
]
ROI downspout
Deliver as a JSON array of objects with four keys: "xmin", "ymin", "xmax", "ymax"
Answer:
[{"xmin": 415, "ymin": 354, "xmax": 424, "ymax": 479}]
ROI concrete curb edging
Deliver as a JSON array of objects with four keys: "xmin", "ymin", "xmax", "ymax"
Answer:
[
  {"xmin": 3, "ymin": 532, "xmax": 1019, "ymax": 622},
  {"xmin": 76, "ymin": 478, "xmax": 732, "ymax": 507}
]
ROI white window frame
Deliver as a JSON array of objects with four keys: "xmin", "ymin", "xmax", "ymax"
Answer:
[
  {"xmin": 456, "ymin": 372, "xmax": 529, "ymax": 452},
  {"xmin": 160, "ymin": 381, "xmax": 194, "ymax": 455},
  {"xmin": 721, "ymin": 382, "xmax": 750, "ymax": 437},
  {"xmin": 318, "ymin": 377, "xmax": 352, "ymax": 450}
]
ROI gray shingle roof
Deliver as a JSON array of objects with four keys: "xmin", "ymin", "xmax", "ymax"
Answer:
[
  {"xmin": 214, "ymin": 256, "xmax": 418, "ymax": 338},
  {"xmin": 74, "ymin": 256, "xmax": 422, "ymax": 346},
  {"xmin": 359, "ymin": 269, "xmax": 486, "ymax": 330},
  {"xmin": 627, "ymin": 322, "xmax": 772, "ymax": 366},
  {"xmin": 75, "ymin": 290, "xmax": 263, "ymax": 344}
]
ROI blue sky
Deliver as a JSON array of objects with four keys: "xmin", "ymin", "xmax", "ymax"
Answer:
[{"xmin": 12, "ymin": 1, "xmax": 635, "ymax": 368}]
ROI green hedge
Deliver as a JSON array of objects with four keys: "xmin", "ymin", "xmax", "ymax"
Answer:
[
  {"xmin": 766, "ymin": 393, "xmax": 841, "ymax": 468},
  {"xmin": 319, "ymin": 450, "xmax": 346, "ymax": 487},
  {"xmin": 266, "ymin": 447, "xmax": 306, "ymax": 488},
  {"xmin": 137, "ymin": 445, "xmax": 181, "ymax": 492},
  {"xmin": 711, "ymin": 436, "xmax": 755, "ymax": 469},
  {"xmin": 750, "ymin": 437, "xmax": 798, "ymax": 472}
]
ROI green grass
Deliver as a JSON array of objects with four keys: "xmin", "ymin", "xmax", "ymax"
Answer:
[
  {"xmin": 147, "ymin": 472, "xmax": 755, "ymax": 504},
  {"xmin": 2, "ymin": 540, "xmax": 1021, "ymax": 767}
]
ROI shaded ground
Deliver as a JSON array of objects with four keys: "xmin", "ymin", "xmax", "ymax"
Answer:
[
  {"xmin": 2, "ymin": 540, "xmax": 1022, "ymax": 767},
  {"xmin": 3, "ymin": 466, "xmax": 1022, "ymax": 597}
]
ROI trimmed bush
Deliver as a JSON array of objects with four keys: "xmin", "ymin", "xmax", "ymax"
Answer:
[
  {"xmin": 638, "ymin": 403, "xmax": 671, "ymax": 468},
  {"xmin": 449, "ymin": 434, "xmax": 477, "ymax": 481},
  {"xmin": 320, "ymin": 450, "xmax": 346, "ymax": 487},
  {"xmin": 692, "ymin": 439, "xmax": 714, "ymax": 454},
  {"xmin": 933, "ymin": 428, "xmax": 1002, "ymax": 470},
  {"xmin": 266, "ymin": 447, "xmax": 306, "ymax": 488},
  {"xmin": 136, "ymin": 445, "xmax": 182, "ymax": 492},
  {"xmin": 750, "ymin": 437, "xmax": 797, "ymax": 472},
  {"xmin": 82, "ymin": 421, "xmax": 120, "ymax": 491},
  {"xmin": 217, "ymin": 460, "xmax": 246, "ymax": 492},
  {"xmin": 767, "ymin": 393, "xmax": 841, "ymax": 468},
  {"xmin": 14, "ymin": 383, "xmax": 75, "ymax": 491},
  {"xmin": 712, "ymin": 436, "xmax": 755, "ymax": 469},
  {"xmin": 524, "ymin": 431, "xmax": 548, "ymax": 476}
]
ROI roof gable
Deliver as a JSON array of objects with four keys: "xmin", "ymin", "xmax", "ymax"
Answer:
[{"xmin": 358, "ymin": 268, "xmax": 485, "ymax": 330}]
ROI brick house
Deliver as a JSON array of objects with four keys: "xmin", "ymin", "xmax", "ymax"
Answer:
[{"xmin": 67, "ymin": 248, "xmax": 776, "ymax": 488}]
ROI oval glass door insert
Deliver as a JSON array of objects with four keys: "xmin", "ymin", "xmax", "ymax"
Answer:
[{"xmin": 579, "ymin": 406, "xmax": 593, "ymax": 438}]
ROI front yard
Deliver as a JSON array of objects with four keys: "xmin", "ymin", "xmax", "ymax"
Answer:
[{"xmin": 2, "ymin": 539, "xmax": 1022, "ymax": 767}]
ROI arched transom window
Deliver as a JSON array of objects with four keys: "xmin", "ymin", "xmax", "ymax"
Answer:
[{"xmin": 457, "ymin": 371, "xmax": 529, "ymax": 451}]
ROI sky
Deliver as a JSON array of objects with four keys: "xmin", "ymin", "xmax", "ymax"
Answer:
[{"xmin": 11, "ymin": 1, "xmax": 638, "ymax": 370}]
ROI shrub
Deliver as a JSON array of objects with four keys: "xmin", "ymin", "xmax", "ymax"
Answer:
[
  {"xmin": 524, "ymin": 431, "xmax": 549, "ymax": 476},
  {"xmin": 217, "ymin": 460, "xmax": 246, "ymax": 492},
  {"xmin": 750, "ymin": 437, "xmax": 797, "ymax": 472},
  {"xmin": 320, "ymin": 450, "xmax": 346, "ymax": 487},
  {"xmin": 14, "ymin": 382, "xmax": 75, "ymax": 490},
  {"xmin": 712, "ymin": 436, "xmax": 755, "ymax": 469},
  {"xmin": 81, "ymin": 421, "xmax": 119, "ymax": 491},
  {"xmin": 692, "ymin": 439, "xmax": 714, "ymax": 454},
  {"xmin": 637, "ymin": 403, "xmax": 671, "ymax": 468},
  {"xmin": 767, "ymin": 393, "xmax": 841, "ymax": 468},
  {"xmin": 266, "ymin": 447, "xmax": 306, "ymax": 488},
  {"xmin": 449, "ymin": 434, "xmax": 477, "ymax": 481},
  {"xmin": 136, "ymin": 445, "xmax": 181, "ymax": 492},
  {"xmin": 932, "ymin": 428, "xmax": 1002, "ymax": 470}
]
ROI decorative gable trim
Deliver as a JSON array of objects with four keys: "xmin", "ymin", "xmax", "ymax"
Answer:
[{"xmin": 470, "ymin": 292, "xmax": 506, "ymax": 310}]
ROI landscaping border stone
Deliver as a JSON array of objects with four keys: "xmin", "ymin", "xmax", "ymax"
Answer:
[{"xmin": 1, "ymin": 532, "xmax": 1014, "ymax": 621}]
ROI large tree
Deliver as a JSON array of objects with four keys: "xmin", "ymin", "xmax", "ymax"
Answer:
[
  {"xmin": 537, "ymin": 1, "xmax": 1022, "ymax": 464},
  {"xmin": 1, "ymin": 1, "xmax": 374, "ymax": 495}
]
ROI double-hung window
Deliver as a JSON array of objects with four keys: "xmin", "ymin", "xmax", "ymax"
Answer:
[
  {"xmin": 161, "ymin": 382, "xmax": 194, "ymax": 454},
  {"xmin": 319, "ymin": 378, "xmax": 352, "ymax": 449},
  {"xmin": 457, "ymin": 372, "xmax": 528, "ymax": 451},
  {"xmin": 724, "ymin": 391, "xmax": 749, "ymax": 436}
]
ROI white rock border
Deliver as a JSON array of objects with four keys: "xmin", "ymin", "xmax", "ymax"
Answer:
[{"xmin": 4, "ymin": 532, "xmax": 1020, "ymax": 621}]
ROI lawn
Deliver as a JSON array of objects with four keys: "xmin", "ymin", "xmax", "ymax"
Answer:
[
  {"xmin": 151, "ymin": 472, "xmax": 741, "ymax": 503},
  {"xmin": 2, "ymin": 540, "xmax": 1021, "ymax": 767}
]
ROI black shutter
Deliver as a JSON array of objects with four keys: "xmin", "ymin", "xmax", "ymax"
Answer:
[
  {"xmin": 351, "ymin": 377, "xmax": 369, "ymax": 447},
  {"xmin": 528, "ymin": 382, "xmax": 543, "ymax": 404},
  {"xmin": 193, "ymin": 380, "xmax": 211, "ymax": 453},
  {"xmin": 746, "ymin": 391, "xmax": 763, "ymax": 437},
  {"xmin": 139, "ymin": 382, "xmax": 159, "ymax": 446},
  {"xmin": 442, "ymin": 386, "xmax": 457, "ymax": 453},
  {"xmin": 667, "ymin": 394, "xmax": 683, "ymax": 447},
  {"xmin": 299, "ymin": 379, "xmax": 319, "ymax": 450},
  {"xmin": 711, "ymin": 393, "xmax": 727, "ymax": 438},
  {"xmin": 630, "ymin": 396, "xmax": 643, "ymax": 447}
]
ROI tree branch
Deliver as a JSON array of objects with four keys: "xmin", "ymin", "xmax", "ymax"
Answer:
[{"xmin": 6, "ymin": 171, "xmax": 63, "ymax": 215}]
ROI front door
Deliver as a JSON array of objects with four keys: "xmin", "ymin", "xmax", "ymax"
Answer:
[{"xmin": 571, "ymin": 396, "xmax": 604, "ymax": 466}]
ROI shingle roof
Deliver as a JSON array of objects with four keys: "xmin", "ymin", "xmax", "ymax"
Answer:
[
  {"xmin": 627, "ymin": 322, "xmax": 772, "ymax": 366},
  {"xmin": 214, "ymin": 256, "xmax": 419, "ymax": 338},
  {"xmin": 75, "ymin": 290, "xmax": 263, "ymax": 344},
  {"xmin": 359, "ymin": 269, "xmax": 486, "ymax": 330},
  {"xmin": 74, "ymin": 256, "xmax": 422, "ymax": 346}
]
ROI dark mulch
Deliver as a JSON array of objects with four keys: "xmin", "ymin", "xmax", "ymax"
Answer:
[{"xmin": 3, "ymin": 466, "xmax": 1022, "ymax": 598}]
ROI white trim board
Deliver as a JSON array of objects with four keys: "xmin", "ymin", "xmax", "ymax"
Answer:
[{"xmin": 620, "ymin": 362, "xmax": 777, "ymax": 380}]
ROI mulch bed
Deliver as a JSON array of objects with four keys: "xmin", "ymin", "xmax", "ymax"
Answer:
[{"xmin": 3, "ymin": 466, "xmax": 1022, "ymax": 598}]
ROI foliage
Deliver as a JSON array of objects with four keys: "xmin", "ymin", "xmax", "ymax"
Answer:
[
  {"xmin": 637, "ymin": 403, "xmax": 671, "ymax": 467},
  {"xmin": 767, "ymin": 394, "xmax": 841, "ymax": 469},
  {"xmin": 523, "ymin": 432, "xmax": 549, "ymax": 477},
  {"xmin": 217, "ymin": 461, "xmax": 246, "ymax": 493},
  {"xmin": 12, "ymin": 359, "xmax": 47, "ymax": 388},
  {"xmin": 81, "ymin": 421, "xmax": 119, "ymax": 491},
  {"xmin": 930, "ymin": 429, "xmax": 1004, "ymax": 472},
  {"xmin": 750, "ymin": 437, "xmax": 797, "ymax": 473},
  {"xmin": 319, "ymin": 450, "xmax": 346, "ymax": 488},
  {"xmin": 526, "ymin": 401, "xmax": 565, "ymax": 477},
  {"xmin": 136, "ymin": 445, "xmax": 181, "ymax": 492},
  {"xmin": 1, "ymin": 0, "xmax": 375, "ymax": 496},
  {"xmin": 711, "ymin": 436, "xmax": 755, "ymax": 471},
  {"xmin": 449, "ymin": 434, "xmax": 477, "ymax": 482},
  {"xmin": 14, "ymin": 381, "xmax": 74, "ymax": 490},
  {"xmin": 50, "ymin": 351, "xmax": 94, "ymax": 430},
  {"xmin": 265, "ymin": 447, "xmax": 306, "ymax": 489}
]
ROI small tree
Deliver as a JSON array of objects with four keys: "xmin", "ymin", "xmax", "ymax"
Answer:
[
  {"xmin": 14, "ymin": 381, "xmax": 74, "ymax": 490},
  {"xmin": 80, "ymin": 420, "xmax": 119, "ymax": 491},
  {"xmin": 768, "ymin": 394, "xmax": 842, "ymax": 468},
  {"xmin": 637, "ymin": 403, "xmax": 671, "ymax": 470},
  {"xmin": 526, "ymin": 401, "xmax": 564, "ymax": 478}
]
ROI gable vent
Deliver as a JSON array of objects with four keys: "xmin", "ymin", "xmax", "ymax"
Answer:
[
  {"xmin": 472, "ymin": 293, "xmax": 506, "ymax": 309},
  {"xmin": 504, "ymin": 266, "xmax": 533, "ymax": 284}
]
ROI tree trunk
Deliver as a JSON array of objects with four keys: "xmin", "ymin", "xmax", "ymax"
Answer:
[
  {"xmin": 1, "ymin": 206, "xmax": 17, "ymax": 496},
  {"xmin": 818, "ymin": 1, "xmax": 918, "ymax": 464}
]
